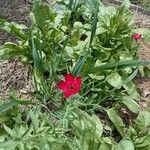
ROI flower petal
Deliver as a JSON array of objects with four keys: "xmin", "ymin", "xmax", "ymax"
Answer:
[
  {"xmin": 75, "ymin": 77, "xmax": 82, "ymax": 92},
  {"xmin": 65, "ymin": 74, "xmax": 74, "ymax": 82},
  {"xmin": 57, "ymin": 81, "xmax": 66, "ymax": 90},
  {"xmin": 64, "ymin": 91, "xmax": 72, "ymax": 98},
  {"xmin": 75, "ymin": 77, "xmax": 81, "ymax": 85},
  {"xmin": 132, "ymin": 33, "xmax": 142, "ymax": 40}
]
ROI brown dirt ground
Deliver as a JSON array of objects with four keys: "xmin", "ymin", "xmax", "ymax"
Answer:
[
  {"xmin": 0, "ymin": 0, "xmax": 32, "ymax": 99},
  {"xmin": 0, "ymin": 0, "xmax": 150, "ymax": 104},
  {"xmin": 133, "ymin": 12, "xmax": 150, "ymax": 108}
]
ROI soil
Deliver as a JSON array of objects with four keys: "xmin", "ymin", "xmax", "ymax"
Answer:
[
  {"xmin": 0, "ymin": 59, "xmax": 33, "ymax": 99},
  {"xmin": 0, "ymin": 0, "xmax": 31, "ymax": 45},
  {"xmin": 0, "ymin": 0, "xmax": 32, "ymax": 99},
  {"xmin": 134, "ymin": 12, "xmax": 150, "ymax": 108},
  {"xmin": 0, "ymin": 0, "xmax": 150, "ymax": 104}
]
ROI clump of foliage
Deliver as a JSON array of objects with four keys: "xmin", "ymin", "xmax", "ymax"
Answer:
[{"xmin": 0, "ymin": 0, "xmax": 150, "ymax": 149}]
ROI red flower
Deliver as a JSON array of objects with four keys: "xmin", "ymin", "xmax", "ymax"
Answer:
[
  {"xmin": 58, "ymin": 74, "xmax": 82, "ymax": 98},
  {"xmin": 132, "ymin": 33, "xmax": 142, "ymax": 41}
]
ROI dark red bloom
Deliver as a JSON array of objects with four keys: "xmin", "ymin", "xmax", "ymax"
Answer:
[
  {"xmin": 132, "ymin": 33, "xmax": 142, "ymax": 41},
  {"xmin": 58, "ymin": 74, "xmax": 82, "ymax": 98}
]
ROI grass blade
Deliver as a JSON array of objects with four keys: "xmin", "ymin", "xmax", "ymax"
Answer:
[
  {"xmin": 32, "ymin": 36, "xmax": 43, "ymax": 72},
  {"xmin": 72, "ymin": 56, "xmax": 86, "ymax": 76},
  {"xmin": 0, "ymin": 101, "xmax": 17, "ymax": 113},
  {"xmin": 82, "ymin": 60, "xmax": 150, "ymax": 75}
]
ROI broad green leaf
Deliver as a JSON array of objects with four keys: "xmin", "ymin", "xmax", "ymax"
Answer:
[
  {"xmin": 0, "ymin": 115, "xmax": 10, "ymax": 123},
  {"xmin": 0, "ymin": 140, "xmax": 19, "ymax": 149},
  {"xmin": 106, "ymin": 108, "xmax": 125, "ymax": 137},
  {"xmin": 111, "ymin": 69, "xmax": 138, "ymax": 90},
  {"xmin": 0, "ymin": 136, "xmax": 5, "ymax": 143},
  {"xmin": 84, "ymin": 0, "xmax": 99, "ymax": 12},
  {"xmin": 117, "ymin": 138, "xmax": 134, "ymax": 150},
  {"xmin": 135, "ymin": 111, "xmax": 150, "ymax": 130},
  {"xmin": 32, "ymin": 0, "xmax": 51, "ymax": 28},
  {"xmin": 121, "ymin": 96, "xmax": 140, "ymax": 113},
  {"xmin": 72, "ymin": 110, "xmax": 103, "ymax": 143},
  {"xmin": 89, "ymin": 74, "xmax": 104, "ymax": 80},
  {"xmin": 91, "ymin": 115, "xmax": 103, "ymax": 137},
  {"xmin": 0, "ymin": 42, "xmax": 27, "ymax": 60},
  {"xmin": 121, "ymin": 69, "xmax": 138, "ymax": 86},
  {"xmin": 29, "ymin": 109, "xmax": 39, "ymax": 134},
  {"xmin": 136, "ymin": 135, "xmax": 150, "ymax": 148},
  {"xmin": 106, "ymin": 72, "xmax": 122, "ymax": 88},
  {"xmin": 39, "ymin": 136, "xmax": 47, "ymax": 150},
  {"xmin": 0, "ymin": 18, "xmax": 27, "ymax": 40},
  {"xmin": 99, "ymin": 142, "xmax": 111, "ymax": 150},
  {"xmin": 123, "ymin": 81, "xmax": 140, "ymax": 100}
]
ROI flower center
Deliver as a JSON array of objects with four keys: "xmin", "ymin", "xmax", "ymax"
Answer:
[{"xmin": 67, "ymin": 83, "xmax": 76, "ymax": 92}]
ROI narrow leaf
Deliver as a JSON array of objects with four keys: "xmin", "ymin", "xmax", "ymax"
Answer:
[
  {"xmin": 0, "ymin": 101, "xmax": 17, "ymax": 114},
  {"xmin": 82, "ymin": 60, "xmax": 150, "ymax": 75},
  {"xmin": 72, "ymin": 56, "xmax": 86, "ymax": 76},
  {"xmin": 32, "ymin": 36, "xmax": 43, "ymax": 72}
]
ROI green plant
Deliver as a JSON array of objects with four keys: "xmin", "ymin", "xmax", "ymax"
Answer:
[{"xmin": 0, "ymin": 0, "xmax": 150, "ymax": 149}]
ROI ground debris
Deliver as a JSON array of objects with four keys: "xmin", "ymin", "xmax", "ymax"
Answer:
[{"xmin": 0, "ymin": 59, "xmax": 33, "ymax": 99}]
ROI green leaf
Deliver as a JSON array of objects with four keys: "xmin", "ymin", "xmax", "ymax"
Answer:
[
  {"xmin": 73, "ymin": 110, "xmax": 103, "ymax": 139},
  {"xmin": 39, "ymin": 136, "xmax": 47, "ymax": 150},
  {"xmin": 84, "ymin": 0, "xmax": 99, "ymax": 45},
  {"xmin": 121, "ymin": 69, "xmax": 138, "ymax": 86},
  {"xmin": 121, "ymin": 96, "xmax": 140, "ymax": 113},
  {"xmin": 4, "ymin": 125, "xmax": 15, "ymax": 138},
  {"xmin": 0, "ymin": 42, "xmax": 27, "ymax": 60},
  {"xmin": 90, "ymin": 5, "xmax": 99, "ymax": 45},
  {"xmin": 106, "ymin": 108, "xmax": 125, "ymax": 137},
  {"xmin": 136, "ymin": 135, "xmax": 150, "ymax": 148},
  {"xmin": 117, "ymin": 138, "xmax": 134, "ymax": 150},
  {"xmin": 29, "ymin": 109, "xmax": 39, "ymax": 134},
  {"xmin": 123, "ymin": 81, "xmax": 140, "ymax": 100},
  {"xmin": 0, "ymin": 101, "xmax": 17, "ymax": 114},
  {"xmin": 110, "ymin": 69, "xmax": 138, "ymax": 91},
  {"xmin": 85, "ymin": 0, "xmax": 99, "ymax": 12},
  {"xmin": 72, "ymin": 56, "xmax": 86, "ymax": 76},
  {"xmin": 98, "ymin": 143, "xmax": 111, "ymax": 150},
  {"xmin": 91, "ymin": 115, "xmax": 103, "ymax": 137},
  {"xmin": 135, "ymin": 111, "xmax": 150, "ymax": 130},
  {"xmin": 89, "ymin": 74, "xmax": 104, "ymax": 80},
  {"xmin": 0, "ymin": 18, "xmax": 27, "ymax": 40},
  {"xmin": 0, "ymin": 140, "xmax": 19, "ymax": 149},
  {"xmin": 32, "ymin": 0, "xmax": 51, "ymax": 28},
  {"xmin": 32, "ymin": 36, "xmax": 43, "ymax": 72},
  {"xmin": 106, "ymin": 72, "xmax": 122, "ymax": 88},
  {"xmin": 82, "ymin": 60, "xmax": 150, "ymax": 75}
]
